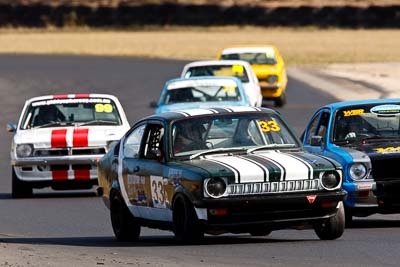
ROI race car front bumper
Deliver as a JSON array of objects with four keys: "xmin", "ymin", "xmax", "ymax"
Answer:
[
  {"xmin": 343, "ymin": 180, "xmax": 380, "ymax": 216},
  {"xmin": 12, "ymin": 154, "xmax": 102, "ymax": 182},
  {"xmin": 12, "ymin": 154, "xmax": 101, "ymax": 166},
  {"xmin": 260, "ymin": 85, "xmax": 283, "ymax": 98},
  {"xmin": 193, "ymin": 190, "xmax": 346, "ymax": 232},
  {"xmin": 343, "ymin": 180, "xmax": 377, "ymax": 205}
]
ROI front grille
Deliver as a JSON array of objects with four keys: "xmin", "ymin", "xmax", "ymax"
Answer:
[
  {"xmin": 33, "ymin": 147, "xmax": 105, "ymax": 157},
  {"xmin": 34, "ymin": 149, "xmax": 68, "ymax": 156},
  {"xmin": 50, "ymin": 165, "xmax": 69, "ymax": 171},
  {"xmin": 371, "ymin": 157, "xmax": 400, "ymax": 181},
  {"xmin": 72, "ymin": 148, "xmax": 105, "ymax": 155},
  {"xmin": 227, "ymin": 179, "xmax": 319, "ymax": 196}
]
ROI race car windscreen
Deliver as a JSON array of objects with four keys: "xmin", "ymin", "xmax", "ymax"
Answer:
[
  {"xmin": 221, "ymin": 52, "xmax": 277, "ymax": 65},
  {"xmin": 20, "ymin": 98, "xmax": 122, "ymax": 129},
  {"xmin": 184, "ymin": 65, "xmax": 249, "ymax": 83},
  {"xmin": 332, "ymin": 103, "xmax": 400, "ymax": 144},
  {"xmin": 171, "ymin": 113, "xmax": 299, "ymax": 157},
  {"xmin": 162, "ymin": 85, "xmax": 242, "ymax": 104}
]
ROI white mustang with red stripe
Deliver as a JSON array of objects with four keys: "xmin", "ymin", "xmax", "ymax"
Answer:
[{"xmin": 7, "ymin": 94, "xmax": 130, "ymax": 198}]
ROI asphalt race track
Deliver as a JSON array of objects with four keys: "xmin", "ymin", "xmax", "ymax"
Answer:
[{"xmin": 1, "ymin": 55, "xmax": 400, "ymax": 266}]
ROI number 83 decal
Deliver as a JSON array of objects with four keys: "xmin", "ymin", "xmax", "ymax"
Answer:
[{"xmin": 258, "ymin": 120, "xmax": 281, "ymax": 132}]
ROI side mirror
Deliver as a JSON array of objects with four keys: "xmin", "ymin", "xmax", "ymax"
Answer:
[
  {"xmin": 310, "ymin": 135, "xmax": 323, "ymax": 146},
  {"xmin": 6, "ymin": 123, "xmax": 16, "ymax": 133},
  {"xmin": 149, "ymin": 101, "xmax": 158, "ymax": 108}
]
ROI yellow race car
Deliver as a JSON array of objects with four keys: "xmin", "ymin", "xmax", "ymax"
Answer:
[{"xmin": 218, "ymin": 46, "xmax": 288, "ymax": 107}]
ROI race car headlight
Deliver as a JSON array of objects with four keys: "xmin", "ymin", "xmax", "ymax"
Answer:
[
  {"xmin": 204, "ymin": 177, "xmax": 227, "ymax": 198},
  {"xmin": 16, "ymin": 144, "xmax": 33, "ymax": 158},
  {"xmin": 350, "ymin": 163, "xmax": 367, "ymax": 180},
  {"xmin": 266, "ymin": 75, "xmax": 279, "ymax": 83},
  {"xmin": 320, "ymin": 170, "xmax": 341, "ymax": 190}
]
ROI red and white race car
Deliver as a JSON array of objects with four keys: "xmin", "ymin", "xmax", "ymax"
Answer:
[{"xmin": 7, "ymin": 94, "xmax": 130, "ymax": 198}]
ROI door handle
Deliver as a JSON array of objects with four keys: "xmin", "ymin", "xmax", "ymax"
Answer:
[{"xmin": 133, "ymin": 166, "xmax": 140, "ymax": 173}]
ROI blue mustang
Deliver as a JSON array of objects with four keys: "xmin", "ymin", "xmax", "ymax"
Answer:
[
  {"xmin": 152, "ymin": 76, "xmax": 252, "ymax": 114},
  {"xmin": 301, "ymin": 98, "xmax": 400, "ymax": 224}
]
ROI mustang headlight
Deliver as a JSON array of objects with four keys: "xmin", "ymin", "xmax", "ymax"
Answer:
[
  {"xmin": 204, "ymin": 177, "xmax": 227, "ymax": 198},
  {"xmin": 349, "ymin": 163, "xmax": 367, "ymax": 180},
  {"xmin": 320, "ymin": 170, "xmax": 341, "ymax": 190},
  {"xmin": 16, "ymin": 144, "xmax": 33, "ymax": 158},
  {"xmin": 266, "ymin": 75, "xmax": 278, "ymax": 83}
]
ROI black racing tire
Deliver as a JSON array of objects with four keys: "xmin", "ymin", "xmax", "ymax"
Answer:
[
  {"xmin": 314, "ymin": 201, "xmax": 345, "ymax": 240},
  {"xmin": 172, "ymin": 194, "xmax": 204, "ymax": 243},
  {"xmin": 274, "ymin": 92, "xmax": 287, "ymax": 107},
  {"xmin": 249, "ymin": 228, "xmax": 272, "ymax": 237},
  {"xmin": 110, "ymin": 191, "xmax": 141, "ymax": 242},
  {"xmin": 11, "ymin": 168, "xmax": 33, "ymax": 198}
]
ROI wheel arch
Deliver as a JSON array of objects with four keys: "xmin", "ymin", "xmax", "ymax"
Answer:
[
  {"xmin": 171, "ymin": 187, "xmax": 196, "ymax": 211},
  {"xmin": 107, "ymin": 181, "xmax": 123, "ymax": 207}
]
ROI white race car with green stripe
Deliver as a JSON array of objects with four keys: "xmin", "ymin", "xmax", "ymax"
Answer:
[{"xmin": 98, "ymin": 107, "xmax": 346, "ymax": 243}]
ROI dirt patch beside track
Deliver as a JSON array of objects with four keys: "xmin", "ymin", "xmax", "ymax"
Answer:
[{"xmin": 1, "ymin": 27, "xmax": 400, "ymax": 64}]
